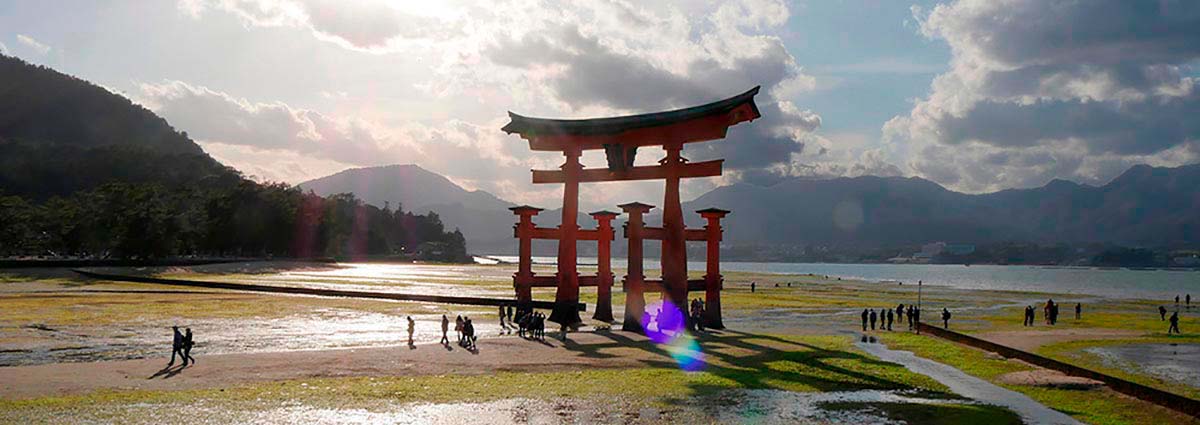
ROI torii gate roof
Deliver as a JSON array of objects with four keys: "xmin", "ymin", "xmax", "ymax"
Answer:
[{"xmin": 502, "ymin": 86, "xmax": 761, "ymax": 152}]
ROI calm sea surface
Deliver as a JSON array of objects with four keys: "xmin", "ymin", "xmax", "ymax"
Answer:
[{"xmin": 483, "ymin": 256, "xmax": 1199, "ymax": 300}]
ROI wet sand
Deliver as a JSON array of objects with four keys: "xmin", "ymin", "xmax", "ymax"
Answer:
[
  {"xmin": 0, "ymin": 332, "xmax": 661, "ymax": 400},
  {"xmin": 4, "ymin": 262, "xmax": 1197, "ymax": 424}
]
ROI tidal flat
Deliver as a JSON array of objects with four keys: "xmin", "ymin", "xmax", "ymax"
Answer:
[{"xmin": 1, "ymin": 261, "xmax": 1197, "ymax": 424}]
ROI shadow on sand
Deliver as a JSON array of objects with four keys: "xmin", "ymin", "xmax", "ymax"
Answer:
[
  {"xmin": 555, "ymin": 327, "xmax": 949, "ymax": 399},
  {"xmin": 148, "ymin": 363, "xmax": 191, "ymax": 379}
]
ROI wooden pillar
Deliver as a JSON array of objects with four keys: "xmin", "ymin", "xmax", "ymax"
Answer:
[
  {"xmin": 619, "ymin": 202, "xmax": 653, "ymax": 332},
  {"xmin": 660, "ymin": 144, "xmax": 688, "ymax": 315},
  {"xmin": 550, "ymin": 148, "xmax": 583, "ymax": 328},
  {"xmin": 509, "ymin": 206, "xmax": 543, "ymax": 307},
  {"xmin": 698, "ymin": 208, "xmax": 729, "ymax": 329},
  {"xmin": 590, "ymin": 210, "xmax": 619, "ymax": 322}
]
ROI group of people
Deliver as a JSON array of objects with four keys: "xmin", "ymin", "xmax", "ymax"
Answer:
[
  {"xmin": 859, "ymin": 304, "xmax": 953, "ymax": 331},
  {"xmin": 167, "ymin": 326, "xmax": 195, "ymax": 367},
  {"xmin": 1022, "ymin": 299, "xmax": 1069, "ymax": 326},
  {"xmin": 1159, "ymin": 295, "xmax": 1187, "ymax": 335},
  {"xmin": 442, "ymin": 314, "xmax": 476, "ymax": 349},
  {"xmin": 515, "ymin": 309, "xmax": 546, "ymax": 341},
  {"xmin": 861, "ymin": 304, "xmax": 925, "ymax": 331},
  {"xmin": 689, "ymin": 298, "xmax": 708, "ymax": 332}
]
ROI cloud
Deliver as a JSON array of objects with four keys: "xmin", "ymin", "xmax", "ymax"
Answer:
[
  {"xmin": 477, "ymin": 3, "xmax": 822, "ymax": 178},
  {"xmin": 16, "ymin": 34, "xmax": 50, "ymax": 55},
  {"xmin": 137, "ymin": 80, "xmax": 407, "ymax": 165},
  {"xmin": 886, "ymin": 0, "xmax": 1200, "ymax": 192},
  {"xmin": 131, "ymin": 80, "xmax": 574, "ymax": 206},
  {"xmin": 179, "ymin": 0, "xmax": 457, "ymax": 52},
  {"xmin": 169, "ymin": 0, "xmax": 849, "ymax": 205},
  {"xmin": 0, "ymin": 41, "xmax": 8, "ymax": 54}
]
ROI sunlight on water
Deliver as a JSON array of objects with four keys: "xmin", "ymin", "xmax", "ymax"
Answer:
[{"xmin": 47, "ymin": 390, "xmax": 988, "ymax": 424}]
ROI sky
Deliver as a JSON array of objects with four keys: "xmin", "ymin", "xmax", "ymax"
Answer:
[{"xmin": 2, "ymin": 0, "xmax": 1199, "ymax": 211}]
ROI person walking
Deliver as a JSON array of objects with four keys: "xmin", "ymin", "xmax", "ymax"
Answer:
[
  {"xmin": 406, "ymin": 316, "xmax": 416, "ymax": 346},
  {"xmin": 1168, "ymin": 311, "xmax": 1181, "ymax": 335},
  {"xmin": 1159, "ymin": 305, "xmax": 1168, "ymax": 321},
  {"xmin": 182, "ymin": 328, "xmax": 195, "ymax": 366},
  {"xmin": 861, "ymin": 309, "xmax": 868, "ymax": 331},
  {"xmin": 907, "ymin": 305, "xmax": 915, "ymax": 330},
  {"xmin": 942, "ymin": 308, "xmax": 951, "ymax": 329},
  {"xmin": 869, "ymin": 309, "xmax": 877, "ymax": 330},
  {"xmin": 1075, "ymin": 303, "xmax": 1082, "ymax": 320},
  {"xmin": 440, "ymin": 314, "xmax": 450, "ymax": 345},
  {"xmin": 751, "ymin": 282, "xmax": 756, "ymax": 293},
  {"xmin": 1188, "ymin": 294, "xmax": 1192, "ymax": 309},
  {"xmin": 464, "ymin": 318, "xmax": 476, "ymax": 349},
  {"xmin": 886, "ymin": 309, "xmax": 894, "ymax": 331},
  {"xmin": 896, "ymin": 304, "xmax": 905, "ymax": 323},
  {"xmin": 167, "ymin": 326, "xmax": 184, "ymax": 367},
  {"xmin": 455, "ymin": 315, "xmax": 464, "ymax": 344}
]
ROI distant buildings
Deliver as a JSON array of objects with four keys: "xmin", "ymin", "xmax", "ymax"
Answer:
[{"xmin": 898, "ymin": 242, "xmax": 976, "ymax": 263}]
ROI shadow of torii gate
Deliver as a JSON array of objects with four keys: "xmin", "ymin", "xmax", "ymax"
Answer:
[{"xmin": 502, "ymin": 86, "xmax": 762, "ymax": 332}]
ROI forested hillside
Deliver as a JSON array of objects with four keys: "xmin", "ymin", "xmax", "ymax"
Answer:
[{"xmin": 0, "ymin": 55, "xmax": 468, "ymax": 262}]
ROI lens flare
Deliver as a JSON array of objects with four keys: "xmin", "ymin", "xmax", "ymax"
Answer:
[{"xmin": 642, "ymin": 300, "xmax": 705, "ymax": 371}]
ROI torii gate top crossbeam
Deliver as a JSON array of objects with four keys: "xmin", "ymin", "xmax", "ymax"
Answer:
[{"xmin": 501, "ymin": 86, "xmax": 761, "ymax": 152}]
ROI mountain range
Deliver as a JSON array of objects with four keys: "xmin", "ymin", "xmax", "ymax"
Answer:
[
  {"xmin": 6, "ymin": 52, "xmax": 1196, "ymax": 256},
  {"xmin": 299, "ymin": 162, "xmax": 1200, "ymax": 254},
  {"xmin": 297, "ymin": 165, "xmax": 520, "ymax": 252}
]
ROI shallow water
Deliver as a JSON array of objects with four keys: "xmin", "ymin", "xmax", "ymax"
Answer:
[
  {"xmin": 1086, "ymin": 343, "xmax": 1200, "ymax": 390},
  {"xmin": 856, "ymin": 339, "xmax": 1081, "ymax": 425},
  {"xmin": 489, "ymin": 256, "xmax": 1200, "ymax": 300},
  {"xmin": 0, "ymin": 310, "xmax": 510, "ymax": 367},
  {"xmin": 8, "ymin": 390, "xmax": 997, "ymax": 424}
]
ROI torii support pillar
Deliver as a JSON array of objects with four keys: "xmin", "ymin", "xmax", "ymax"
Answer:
[
  {"xmin": 510, "ymin": 205, "xmax": 544, "ymax": 307},
  {"xmin": 620, "ymin": 202, "xmax": 653, "ymax": 332},
  {"xmin": 591, "ymin": 210, "xmax": 619, "ymax": 323},
  {"xmin": 660, "ymin": 143, "xmax": 689, "ymax": 314},
  {"xmin": 549, "ymin": 148, "xmax": 584, "ymax": 328},
  {"xmin": 698, "ymin": 208, "xmax": 729, "ymax": 329}
]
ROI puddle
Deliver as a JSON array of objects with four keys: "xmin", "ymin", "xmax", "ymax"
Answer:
[
  {"xmin": 1085, "ymin": 343, "xmax": 1200, "ymax": 390},
  {"xmin": 856, "ymin": 339, "xmax": 1081, "ymax": 424},
  {"xmin": 9, "ymin": 390, "xmax": 1004, "ymax": 424}
]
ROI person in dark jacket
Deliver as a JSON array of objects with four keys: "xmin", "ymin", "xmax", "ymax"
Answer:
[
  {"xmin": 168, "ymin": 326, "xmax": 183, "ymax": 366},
  {"xmin": 182, "ymin": 328, "xmax": 195, "ymax": 366}
]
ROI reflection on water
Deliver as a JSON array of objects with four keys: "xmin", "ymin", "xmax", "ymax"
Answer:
[
  {"xmin": 13, "ymin": 390, "xmax": 999, "ymax": 424},
  {"xmin": 0, "ymin": 310, "xmax": 509, "ymax": 367},
  {"xmin": 488, "ymin": 256, "xmax": 1200, "ymax": 299},
  {"xmin": 2, "ymin": 263, "xmax": 522, "ymax": 366},
  {"xmin": 220, "ymin": 263, "xmax": 512, "ymax": 298},
  {"xmin": 1086, "ymin": 343, "xmax": 1200, "ymax": 390}
]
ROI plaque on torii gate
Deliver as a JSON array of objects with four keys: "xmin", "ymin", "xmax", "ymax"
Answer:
[{"xmin": 502, "ymin": 86, "xmax": 761, "ymax": 328}]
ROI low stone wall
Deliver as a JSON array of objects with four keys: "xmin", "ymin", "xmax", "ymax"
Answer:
[{"xmin": 916, "ymin": 321, "xmax": 1200, "ymax": 418}]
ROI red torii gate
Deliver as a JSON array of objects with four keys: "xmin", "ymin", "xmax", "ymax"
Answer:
[{"xmin": 502, "ymin": 86, "xmax": 761, "ymax": 330}]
